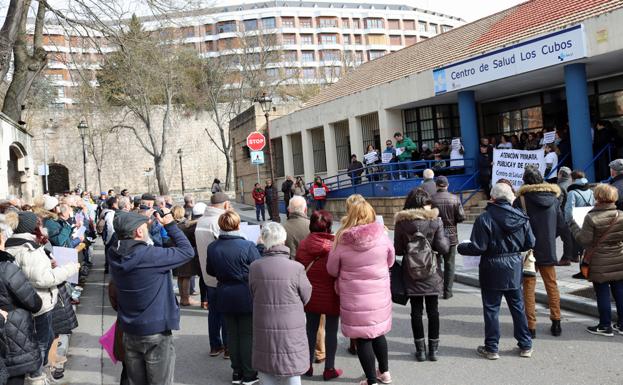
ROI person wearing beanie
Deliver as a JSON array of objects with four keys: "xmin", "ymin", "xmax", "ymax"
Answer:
[
  {"xmin": 5, "ymin": 212, "xmax": 80, "ymax": 384},
  {"xmin": 610, "ymin": 159, "xmax": 623, "ymax": 211},
  {"xmin": 513, "ymin": 165, "xmax": 566, "ymax": 338},
  {"xmin": 556, "ymin": 166, "xmax": 574, "ymax": 266},
  {"xmin": 562, "ymin": 171, "xmax": 596, "ymax": 272}
]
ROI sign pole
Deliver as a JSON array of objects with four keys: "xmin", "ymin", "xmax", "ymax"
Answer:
[{"xmin": 256, "ymin": 164, "xmax": 260, "ymax": 185}]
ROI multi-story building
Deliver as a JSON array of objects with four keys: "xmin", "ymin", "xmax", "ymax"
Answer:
[{"xmin": 36, "ymin": 1, "xmax": 464, "ymax": 107}]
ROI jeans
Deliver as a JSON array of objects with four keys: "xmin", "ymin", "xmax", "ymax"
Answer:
[
  {"xmin": 593, "ymin": 281, "xmax": 623, "ymax": 327},
  {"xmin": 259, "ymin": 373, "xmax": 301, "ymax": 385},
  {"xmin": 198, "ymin": 275, "xmax": 208, "ymax": 303},
  {"xmin": 410, "ymin": 296, "xmax": 439, "ymax": 340},
  {"xmin": 442, "ymin": 245, "xmax": 457, "ymax": 296},
  {"xmin": 224, "ymin": 313, "xmax": 255, "ymax": 380},
  {"xmin": 481, "ymin": 288, "xmax": 532, "ymax": 353},
  {"xmin": 306, "ymin": 313, "xmax": 339, "ymax": 369},
  {"xmin": 207, "ymin": 287, "xmax": 227, "ymax": 350},
  {"xmin": 314, "ymin": 200, "xmax": 326, "ymax": 211},
  {"xmin": 33, "ymin": 311, "xmax": 54, "ymax": 374},
  {"xmin": 356, "ymin": 335, "xmax": 388, "ymax": 385},
  {"xmin": 523, "ymin": 265, "xmax": 561, "ymax": 329},
  {"xmin": 255, "ymin": 204, "xmax": 266, "ymax": 221},
  {"xmin": 123, "ymin": 331, "xmax": 175, "ymax": 385}
]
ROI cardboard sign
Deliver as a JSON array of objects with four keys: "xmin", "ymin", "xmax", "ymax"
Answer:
[
  {"xmin": 240, "ymin": 223, "xmax": 261, "ymax": 244},
  {"xmin": 492, "ymin": 149, "xmax": 545, "ymax": 189},
  {"xmin": 572, "ymin": 206, "xmax": 593, "ymax": 228},
  {"xmin": 313, "ymin": 188, "xmax": 326, "ymax": 197},
  {"xmin": 364, "ymin": 152, "xmax": 378, "ymax": 164},
  {"xmin": 52, "ymin": 247, "xmax": 79, "ymax": 284},
  {"xmin": 452, "ymin": 138, "xmax": 462, "ymax": 150},
  {"xmin": 395, "ymin": 147, "xmax": 404, "ymax": 156},
  {"xmin": 381, "ymin": 153, "xmax": 393, "ymax": 164},
  {"xmin": 543, "ymin": 131, "xmax": 556, "ymax": 144}
]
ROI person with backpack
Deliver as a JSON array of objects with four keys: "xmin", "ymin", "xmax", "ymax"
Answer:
[
  {"xmin": 458, "ymin": 182, "xmax": 535, "ymax": 360},
  {"xmin": 394, "ymin": 188, "xmax": 449, "ymax": 362},
  {"xmin": 560, "ymin": 170, "xmax": 595, "ymax": 269}
]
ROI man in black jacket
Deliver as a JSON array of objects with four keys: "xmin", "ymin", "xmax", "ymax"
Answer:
[
  {"xmin": 281, "ymin": 176, "xmax": 294, "ymax": 219},
  {"xmin": 347, "ymin": 154, "xmax": 364, "ymax": 185},
  {"xmin": 431, "ymin": 176, "xmax": 465, "ymax": 299},
  {"xmin": 610, "ymin": 159, "xmax": 623, "ymax": 211}
]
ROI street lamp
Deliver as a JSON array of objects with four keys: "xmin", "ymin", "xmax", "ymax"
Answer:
[
  {"xmin": 256, "ymin": 92, "xmax": 279, "ymax": 222},
  {"xmin": 42, "ymin": 119, "xmax": 54, "ymax": 193},
  {"xmin": 177, "ymin": 148, "xmax": 186, "ymax": 195},
  {"xmin": 77, "ymin": 120, "xmax": 88, "ymax": 191}
]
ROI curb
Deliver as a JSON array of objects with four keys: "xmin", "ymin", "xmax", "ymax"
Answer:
[{"xmin": 455, "ymin": 272, "xmax": 601, "ymax": 318}]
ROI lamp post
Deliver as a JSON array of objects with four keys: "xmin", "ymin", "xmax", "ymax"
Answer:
[
  {"xmin": 177, "ymin": 148, "xmax": 186, "ymax": 195},
  {"xmin": 77, "ymin": 120, "xmax": 88, "ymax": 191},
  {"xmin": 42, "ymin": 119, "xmax": 53, "ymax": 193},
  {"xmin": 257, "ymin": 93, "xmax": 279, "ymax": 222}
]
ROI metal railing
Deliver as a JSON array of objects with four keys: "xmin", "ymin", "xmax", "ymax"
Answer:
[{"xmin": 583, "ymin": 143, "xmax": 614, "ymax": 182}]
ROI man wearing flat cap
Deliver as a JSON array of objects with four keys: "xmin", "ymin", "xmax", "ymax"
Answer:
[
  {"xmin": 107, "ymin": 207, "xmax": 194, "ymax": 385},
  {"xmin": 610, "ymin": 159, "xmax": 623, "ymax": 210}
]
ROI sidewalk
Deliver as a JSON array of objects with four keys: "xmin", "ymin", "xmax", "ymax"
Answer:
[{"xmin": 231, "ymin": 201, "xmax": 601, "ymax": 317}]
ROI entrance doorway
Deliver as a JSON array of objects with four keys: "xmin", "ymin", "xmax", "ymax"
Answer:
[
  {"xmin": 7, "ymin": 145, "xmax": 25, "ymax": 197},
  {"xmin": 48, "ymin": 163, "xmax": 70, "ymax": 195}
]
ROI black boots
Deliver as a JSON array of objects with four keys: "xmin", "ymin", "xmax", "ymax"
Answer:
[
  {"xmin": 529, "ymin": 329, "xmax": 536, "ymax": 339},
  {"xmin": 428, "ymin": 339, "xmax": 439, "ymax": 361},
  {"xmin": 415, "ymin": 339, "xmax": 427, "ymax": 362},
  {"xmin": 551, "ymin": 320, "xmax": 562, "ymax": 337}
]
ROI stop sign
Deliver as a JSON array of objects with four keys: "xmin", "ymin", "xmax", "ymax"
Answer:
[{"xmin": 247, "ymin": 131, "xmax": 266, "ymax": 151}]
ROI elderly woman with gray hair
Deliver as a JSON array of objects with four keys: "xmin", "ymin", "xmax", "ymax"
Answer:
[
  {"xmin": 458, "ymin": 182, "xmax": 535, "ymax": 360},
  {"xmin": 250, "ymin": 222, "xmax": 312, "ymax": 385}
]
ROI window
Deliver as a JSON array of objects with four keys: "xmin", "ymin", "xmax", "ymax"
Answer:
[
  {"xmin": 367, "ymin": 35, "xmax": 387, "ymax": 45},
  {"xmin": 217, "ymin": 21, "xmax": 237, "ymax": 33},
  {"xmin": 428, "ymin": 23, "xmax": 437, "ymax": 33},
  {"xmin": 282, "ymin": 17, "xmax": 295, "ymax": 28},
  {"xmin": 300, "ymin": 34, "xmax": 313, "ymax": 44},
  {"xmin": 361, "ymin": 112, "xmax": 380, "ymax": 151},
  {"xmin": 341, "ymin": 18, "xmax": 350, "ymax": 28},
  {"xmin": 342, "ymin": 34, "xmax": 351, "ymax": 44},
  {"xmin": 318, "ymin": 18, "xmax": 337, "ymax": 28},
  {"xmin": 282, "ymin": 34, "xmax": 296, "ymax": 44},
  {"xmin": 311, "ymin": 128, "xmax": 327, "ymax": 173},
  {"xmin": 389, "ymin": 35, "xmax": 402, "ymax": 46},
  {"xmin": 262, "ymin": 17, "xmax": 276, "ymax": 29},
  {"xmin": 404, "ymin": 104, "xmax": 460, "ymax": 151},
  {"xmin": 405, "ymin": 36, "xmax": 417, "ymax": 46},
  {"xmin": 352, "ymin": 19, "xmax": 360, "ymax": 29},
  {"xmin": 302, "ymin": 67, "xmax": 316, "ymax": 78},
  {"xmin": 441, "ymin": 25, "xmax": 453, "ymax": 33},
  {"xmin": 599, "ymin": 91, "xmax": 623, "ymax": 119},
  {"xmin": 291, "ymin": 133, "xmax": 304, "ymax": 176},
  {"xmin": 266, "ymin": 68, "xmax": 278, "ymax": 79},
  {"xmin": 301, "ymin": 51, "xmax": 315, "ymax": 62},
  {"xmin": 56, "ymin": 87, "xmax": 65, "ymax": 98},
  {"xmin": 354, "ymin": 35, "xmax": 362, "ymax": 44},
  {"xmin": 355, "ymin": 51, "xmax": 364, "ymax": 63},
  {"xmin": 182, "ymin": 27, "xmax": 194, "ymax": 38},
  {"xmin": 283, "ymin": 51, "xmax": 297, "ymax": 62},
  {"xmin": 368, "ymin": 50, "xmax": 385, "ymax": 60},
  {"xmin": 272, "ymin": 138, "xmax": 285, "ymax": 177},
  {"xmin": 47, "ymin": 74, "xmax": 64, "ymax": 82},
  {"xmin": 334, "ymin": 120, "xmax": 351, "ymax": 170},
  {"xmin": 324, "ymin": 66, "xmax": 341, "ymax": 79},
  {"xmin": 320, "ymin": 34, "xmax": 337, "ymax": 44},
  {"xmin": 320, "ymin": 50, "xmax": 340, "ymax": 62},
  {"xmin": 204, "ymin": 24, "xmax": 213, "ymax": 35},
  {"xmin": 418, "ymin": 21, "xmax": 427, "ymax": 32},
  {"xmin": 285, "ymin": 68, "xmax": 298, "ymax": 78},
  {"xmin": 365, "ymin": 18, "xmax": 384, "ymax": 29},
  {"xmin": 243, "ymin": 19, "xmax": 257, "ymax": 31},
  {"xmin": 299, "ymin": 18, "xmax": 312, "ymax": 28},
  {"xmin": 403, "ymin": 20, "xmax": 415, "ymax": 30},
  {"xmin": 388, "ymin": 19, "xmax": 400, "ymax": 29}
]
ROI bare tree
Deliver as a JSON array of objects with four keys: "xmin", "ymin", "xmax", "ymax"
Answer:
[{"xmin": 0, "ymin": 0, "xmax": 29, "ymax": 83}]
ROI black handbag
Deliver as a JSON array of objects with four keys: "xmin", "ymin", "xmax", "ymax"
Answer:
[{"xmin": 390, "ymin": 259, "xmax": 408, "ymax": 305}]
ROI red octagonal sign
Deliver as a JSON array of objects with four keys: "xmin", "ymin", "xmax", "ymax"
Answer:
[{"xmin": 247, "ymin": 131, "xmax": 266, "ymax": 151}]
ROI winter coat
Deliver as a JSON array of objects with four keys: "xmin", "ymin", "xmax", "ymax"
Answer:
[
  {"xmin": 51, "ymin": 283, "xmax": 78, "ymax": 335},
  {"xmin": 310, "ymin": 183, "xmax": 329, "ymax": 201},
  {"xmin": 478, "ymin": 153, "xmax": 492, "ymax": 179},
  {"xmin": 283, "ymin": 213, "xmax": 310, "ymax": 260},
  {"xmin": 174, "ymin": 220, "xmax": 201, "ymax": 278},
  {"xmin": 570, "ymin": 204, "xmax": 623, "ymax": 283},
  {"xmin": 296, "ymin": 232, "xmax": 339, "ymax": 316},
  {"xmin": 394, "ymin": 208, "xmax": 450, "ymax": 296},
  {"xmin": 206, "ymin": 233, "xmax": 261, "ymax": 314},
  {"xmin": 420, "ymin": 179, "xmax": 438, "ymax": 198},
  {"xmin": 249, "ymin": 245, "xmax": 312, "ymax": 376},
  {"xmin": 293, "ymin": 184, "xmax": 307, "ymax": 197},
  {"xmin": 5, "ymin": 233, "xmax": 79, "ymax": 317},
  {"xmin": 432, "ymin": 190, "xmax": 466, "ymax": 245},
  {"xmin": 611, "ymin": 174, "xmax": 623, "ymax": 211},
  {"xmin": 195, "ymin": 207, "xmax": 225, "ymax": 288},
  {"xmin": 281, "ymin": 180, "xmax": 294, "ymax": 201},
  {"xmin": 514, "ymin": 183, "xmax": 566, "ymax": 266},
  {"xmin": 564, "ymin": 181, "xmax": 595, "ymax": 221},
  {"xmin": 108, "ymin": 223, "xmax": 194, "ymax": 336},
  {"xmin": 44, "ymin": 218, "xmax": 73, "ymax": 247},
  {"xmin": 327, "ymin": 222, "xmax": 394, "ymax": 339},
  {"xmin": 458, "ymin": 201, "xmax": 535, "ymax": 290},
  {"xmin": 265, "ymin": 185, "xmax": 277, "ymax": 203},
  {"xmin": 0, "ymin": 251, "xmax": 43, "ymax": 377},
  {"xmin": 396, "ymin": 137, "xmax": 417, "ymax": 161},
  {"xmin": 252, "ymin": 189, "xmax": 266, "ymax": 205},
  {"xmin": 0, "ymin": 321, "xmax": 9, "ymax": 385},
  {"xmin": 211, "ymin": 182, "xmax": 222, "ymax": 193},
  {"xmin": 347, "ymin": 161, "xmax": 364, "ymax": 177}
]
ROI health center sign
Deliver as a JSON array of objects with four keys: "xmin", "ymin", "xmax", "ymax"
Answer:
[
  {"xmin": 433, "ymin": 25, "xmax": 587, "ymax": 95},
  {"xmin": 492, "ymin": 149, "xmax": 545, "ymax": 189}
]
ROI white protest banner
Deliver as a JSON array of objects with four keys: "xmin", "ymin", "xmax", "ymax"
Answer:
[
  {"xmin": 381, "ymin": 153, "xmax": 393, "ymax": 164},
  {"xmin": 240, "ymin": 223, "xmax": 261, "ymax": 244},
  {"xmin": 395, "ymin": 147, "xmax": 404, "ymax": 156},
  {"xmin": 572, "ymin": 206, "xmax": 593, "ymax": 228},
  {"xmin": 52, "ymin": 247, "xmax": 79, "ymax": 284},
  {"xmin": 364, "ymin": 152, "xmax": 378, "ymax": 164},
  {"xmin": 452, "ymin": 138, "xmax": 462, "ymax": 150},
  {"xmin": 492, "ymin": 149, "xmax": 545, "ymax": 189},
  {"xmin": 543, "ymin": 131, "xmax": 556, "ymax": 144},
  {"xmin": 313, "ymin": 187, "xmax": 326, "ymax": 197}
]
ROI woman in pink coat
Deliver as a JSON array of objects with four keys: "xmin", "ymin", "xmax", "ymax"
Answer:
[{"xmin": 327, "ymin": 196, "xmax": 395, "ymax": 385}]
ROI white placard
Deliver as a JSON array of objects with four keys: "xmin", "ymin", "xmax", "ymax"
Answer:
[
  {"xmin": 451, "ymin": 138, "xmax": 462, "ymax": 150},
  {"xmin": 395, "ymin": 147, "xmax": 404, "ymax": 156},
  {"xmin": 37, "ymin": 164, "xmax": 49, "ymax": 176},
  {"xmin": 381, "ymin": 153, "xmax": 393, "ymax": 164},
  {"xmin": 543, "ymin": 131, "xmax": 556, "ymax": 144},
  {"xmin": 72, "ymin": 226, "xmax": 86, "ymax": 239},
  {"xmin": 462, "ymin": 255, "xmax": 480, "ymax": 270},
  {"xmin": 572, "ymin": 206, "xmax": 593, "ymax": 228},
  {"xmin": 313, "ymin": 187, "xmax": 326, "ymax": 197},
  {"xmin": 433, "ymin": 25, "xmax": 587, "ymax": 94},
  {"xmin": 240, "ymin": 223, "xmax": 261, "ymax": 244},
  {"xmin": 52, "ymin": 247, "xmax": 79, "ymax": 284},
  {"xmin": 492, "ymin": 149, "xmax": 545, "ymax": 189},
  {"xmin": 364, "ymin": 152, "xmax": 378, "ymax": 164}
]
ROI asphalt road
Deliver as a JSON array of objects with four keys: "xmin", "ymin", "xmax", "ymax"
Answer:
[{"xmin": 64, "ymin": 248, "xmax": 623, "ymax": 385}]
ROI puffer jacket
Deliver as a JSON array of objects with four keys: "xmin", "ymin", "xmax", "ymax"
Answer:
[
  {"xmin": 431, "ymin": 190, "xmax": 465, "ymax": 245},
  {"xmin": 44, "ymin": 218, "xmax": 73, "ymax": 248},
  {"xmin": 458, "ymin": 200, "xmax": 535, "ymax": 290},
  {"xmin": 249, "ymin": 245, "xmax": 312, "ymax": 376},
  {"xmin": 394, "ymin": 208, "xmax": 450, "ymax": 296},
  {"xmin": 5, "ymin": 233, "xmax": 80, "ymax": 316},
  {"xmin": 514, "ymin": 183, "xmax": 566, "ymax": 266},
  {"xmin": 327, "ymin": 222, "xmax": 394, "ymax": 339},
  {"xmin": 570, "ymin": 204, "xmax": 623, "ymax": 283},
  {"xmin": 206, "ymin": 233, "xmax": 262, "ymax": 314},
  {"xmin": 0, "ymin": 251, "xmax": 43, "ymax": 377},
  {"xmin": 564, "ymin": 181, "xmax": 595, "ymax": 221},
  {"xmin": 51, "ymin": 283, "xmax": 78, "ymax": 335},
  {"xmin": 296, "ymin": 232, "xmax": 339, "ymax": 316}
]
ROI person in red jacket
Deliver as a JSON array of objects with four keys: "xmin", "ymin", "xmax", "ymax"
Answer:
[
  {"xmin": 252, "ymin": 183, "xmax": 266, "ymax": 222},
  {"xmin": 310, "ymin": 176, "xmax": 330, "ymax": 211},
  {"xmin": 296, "ymin": 210, "xmax": 343, "ymax": 381}
]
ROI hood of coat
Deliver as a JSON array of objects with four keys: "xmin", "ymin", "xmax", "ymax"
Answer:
[
  {"xmin": 568, "ymin": 180, "xmax": 590, "ymax": 192},
  {"xmin": 262, "ymin": 244, "xmax": 290, "ymax": 258},
  {"xmin": 394, "ymin": 207, "xmax": 439, "ymax": 224},
  {"xmin": 108, "ymin": 239, "xmax": 149, "ymax": 272},
  {"xmin": 5, "ymin": 233, "xmax": 39, "ymax": 251},
  {"xmin": 306, "ymin": 232, "xmax": 335, "ymax": 250},
  {"xmin": 517, "ymin": 183, "xmax": 561, "ymax": 208},
  {"xmin": 0, "ymin": 250, "xmax": 15, "ymax": 263},
  {"xmin": 339, "ymin": 222, "xmax": 386, "ymax": 250},
  {"xmin": 486, "ymin": 201, "xmax": 529, "ymax": 233}
]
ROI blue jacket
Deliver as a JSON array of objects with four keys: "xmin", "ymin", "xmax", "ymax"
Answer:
[
  {"xmin": 44, "ymin": 218, "xmax": 73, "ymax": 247},
  {"xmin": 108, "ymin": 223, "xmax": 194, "ymax": 336},
  {"xmin": 206, "ymin": 234, "xmax": 261, "ymax": 314},
  {"xmin": 149, "ymin": 221, "xmax": 169, "ymax": 247},
  {"xmin": 458, "ymin": 201, "xmax": 535, "ymax": 290}
]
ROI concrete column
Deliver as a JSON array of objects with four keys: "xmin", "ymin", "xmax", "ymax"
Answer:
[
  {"xmin": 301, "ymin": 128, "xmax": 315, "ymax": 182},
  {"xmin": 323, "ymin": 123, "xmax": 338, "ymax": 176},
  {"xmin": 378, "ymin": 108, "xmax": 403, "ymax": 146},
  {"xmin": 458, "ymin": 91, "xmax": 479, "ymax": 174},
  {"xmin": 564, "ymin": 63, "xmax": 595, "ymax": 181},
  {"xmin": 282, "ymin": 135, "xmax": 294, "ymax": 178},
  {"xmin": 348, "ymin": 116, "xmax": 364, "ymax": 159}
]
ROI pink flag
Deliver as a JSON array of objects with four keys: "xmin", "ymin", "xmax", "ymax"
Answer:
[{"xmin": 99, "ymin": 322, "xmax": 118, "ymax": 364}]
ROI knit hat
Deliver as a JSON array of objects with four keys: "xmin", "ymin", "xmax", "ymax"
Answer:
[
  {"xmin": 192, "ymin": 202, "xmax": 207, "ymax": 216},
  {"xmin": 15, "ymin": 211, "xmax": 38, "ymax": 234},
  {"xmin": 210, "ymin": 192, "xmax": 228, "ymax": 205},
  {"xmin": 43, "ymin": 195, "xmax": 59, "ymax": 211}
]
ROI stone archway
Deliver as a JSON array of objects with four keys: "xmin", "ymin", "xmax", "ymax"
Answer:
[
  {"xmin": 7, "ymin": 143, "xmax": 27, "ymax": 197},
  {"xmin": 48, "ymin": 163, "xmax": 70, "ymax": 195}
]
